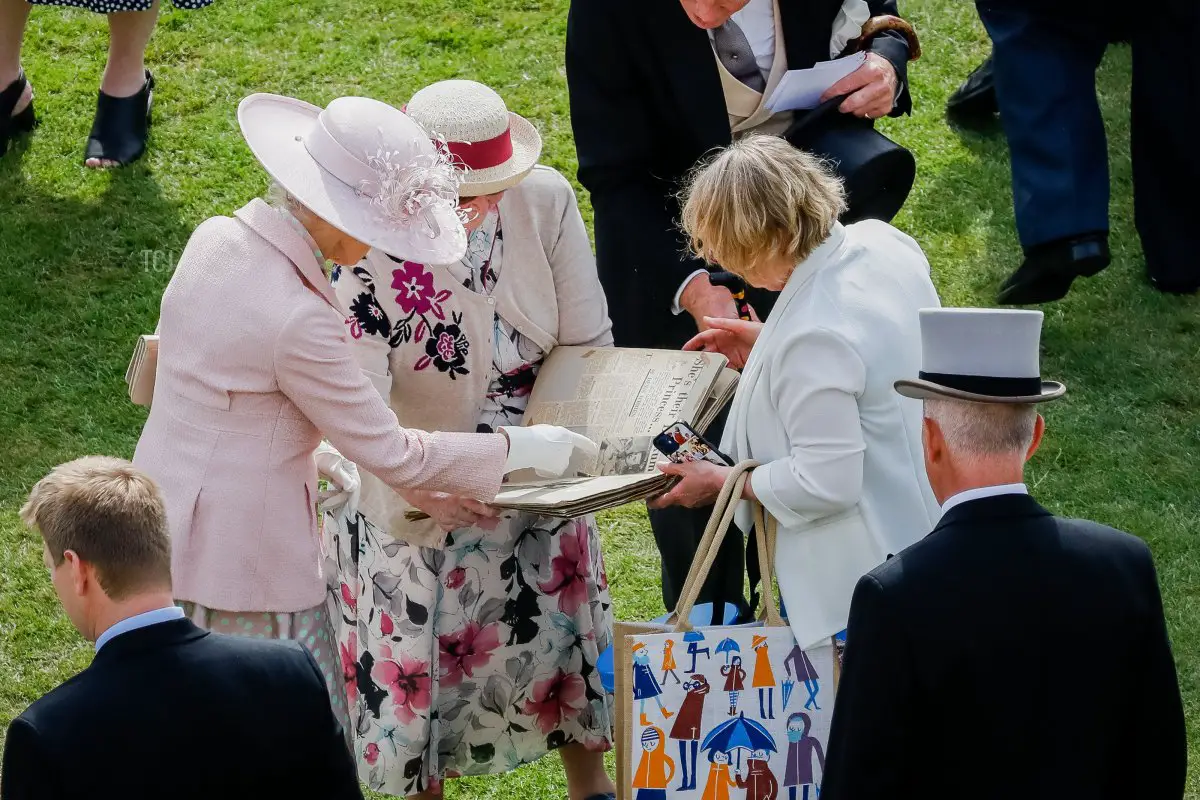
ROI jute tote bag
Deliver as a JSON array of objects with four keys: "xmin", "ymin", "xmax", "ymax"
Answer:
[{"xmin": 614, "ymin": 462, "xmax": 841, "ymax": 800}]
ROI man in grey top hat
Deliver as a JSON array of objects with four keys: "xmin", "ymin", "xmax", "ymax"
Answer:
[{"xmin": 819, "ymin": 308, "xmax": 1186, "ymax": 800}]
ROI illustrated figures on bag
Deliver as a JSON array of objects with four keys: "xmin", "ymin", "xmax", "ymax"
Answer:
[
  {"xmin": 701, "ymin": 749, "xmax": 738, "ymax": 800},
  {"xmin": 633, "ymin": 642, "xmax": 676, "ymax": 726},
  {"xmin": 625, "ymin": 632, "xmax": 835, "ymax": 799},
  {"xmin": 634, "ymin": 726, "xmax": 677, "ymax": 800},
  {"xmin": 737, "ymin": 748, "xmax": 780, "ymax": 800},
  {"xmin": 662, "ymin": 640, "xmax": 681, "ymax": 685},
  {"xmin": 750, "ymin": 636, "xmax": 776, "ymax": 719},
  {"xmin": 782, "ymin": 713, "xmax": 825, "ymax": 800},
  {"xmin": 720, "ymin": 655, "xmax": 747, "ymax": 716},
  {"xmin": 669, "ymin": 674, "xmax": 711, "ymax": 790},
  {"xmin": 684, "ymin": 631, "xmax": 710, "ymax": 673},
  {"xmin": 782, "ymin": 644, "xmax": 820, "ymax": 712}
]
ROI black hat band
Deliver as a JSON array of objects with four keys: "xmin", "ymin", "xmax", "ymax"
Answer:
[{"xmin": 918, "ymin": 371, "xmax": 1042, "ymax": 397}]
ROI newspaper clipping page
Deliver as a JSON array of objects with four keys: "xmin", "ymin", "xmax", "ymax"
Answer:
[{"xmin": 522, "ymin": 347, "xmax": 726, "ymax": 476}]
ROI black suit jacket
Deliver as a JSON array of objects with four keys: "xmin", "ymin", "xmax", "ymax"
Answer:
[
  {"xmin": 566, "ymin": 0, "xmax": 912, "ymax": 347},
  {"xmin": 1, "ymin": 619, "xmax": 363, "ymax": 800},
  {"xmin": 821, "ymin": 493, "xmax": 1187, "ymax": 800}
]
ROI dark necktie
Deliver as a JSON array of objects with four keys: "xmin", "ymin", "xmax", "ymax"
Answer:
[{"xmin": 712, "ymin": 20, "xmax": 766, "ymax": 93}]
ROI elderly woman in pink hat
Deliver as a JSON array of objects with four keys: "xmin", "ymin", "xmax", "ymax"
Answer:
[
  {"xmin": 133, "ymin": 92, "xmax": 596, "ymax": 741},
  {"xmin": 324, "ymin": 81, "xmax": 617, "ymax": 800}
]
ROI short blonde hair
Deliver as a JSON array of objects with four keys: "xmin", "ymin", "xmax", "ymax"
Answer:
[
  {"xmin": 681, "ymin": 135, "xmax": 847, "ymax": 282},
  {"xmin": 20, "ymin": 456, "xmax": 172, "ymax": 600}
]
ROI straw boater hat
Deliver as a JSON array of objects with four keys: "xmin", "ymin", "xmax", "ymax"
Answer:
[
  {"xmin": 237, "ymin": 93, "xmax": 467, "ymax": 263},
  {"xmin": 405, "ymin": 80, "xmax": 543, "ymax": 197},
  {"xmin": 895, "ymin": 308, "xmax": 1066, "ymax": 404}
]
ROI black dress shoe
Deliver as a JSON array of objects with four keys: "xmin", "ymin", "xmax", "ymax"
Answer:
[
  {"xmin": 997, "ymin": 233, "xmax": 1110, "ymax": 305},
  {"xmin": 946, "ymin": 54, "xmax": 997, "ymax": 127}
]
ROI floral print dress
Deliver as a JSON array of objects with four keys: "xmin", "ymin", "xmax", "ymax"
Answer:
[{"xmin": 325, "ymin": 210, "xmax": 614, "ymax": 796}]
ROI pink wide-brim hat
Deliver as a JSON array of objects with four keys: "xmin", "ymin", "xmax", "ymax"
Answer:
[
  {"xmin": 238, "ymin": 93, "xmax": 467, "ymax": 263},
  {"xmin": 405, "ymin": 80, "xmax": 542, "ymax": 197}
]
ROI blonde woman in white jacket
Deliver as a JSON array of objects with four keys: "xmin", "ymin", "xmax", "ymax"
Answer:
[{"xmin": 651, "ymin": 134, "xmax": 941, "ymax": 649}]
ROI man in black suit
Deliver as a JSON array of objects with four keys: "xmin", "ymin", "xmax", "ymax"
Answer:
[
  {"xmin": 945, "ymin": 0, "xmax": 1199, "ymax": 301},
  {"xmin": 1, "ymin": 456, "xmax": 363, "ymax": 800},
  {"xmin": 566, "ymin": 0, "xmax": 917, "ymax": 618},
  {"xmin": 820, "ymin": 309, "xmax": 1187, "ymax": 800}
]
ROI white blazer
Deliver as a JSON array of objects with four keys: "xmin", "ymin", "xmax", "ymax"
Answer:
[{"xmin": 722, "ymin": 220, "xmax": 942, "ymax": 648}]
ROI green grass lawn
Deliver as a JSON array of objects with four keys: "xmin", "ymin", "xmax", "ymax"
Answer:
[{"xmin": 1, "ymin": 0, "xmax": 1196, "ymax": 795}]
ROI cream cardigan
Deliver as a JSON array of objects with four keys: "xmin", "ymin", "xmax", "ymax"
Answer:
[{"xmin": 333, "ymin": 166, "xmax": 614, "ymax": 546}]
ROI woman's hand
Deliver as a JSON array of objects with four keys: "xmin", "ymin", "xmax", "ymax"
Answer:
[
  {"xmin": 402, "ymin": 489, "xmax": 501, "ymax": 532},
  {"xmin": 648, "ymin": 460, "xmax": 732, "ymax": 509},
  {"xmin": 683, "ymin": 316, "xmax": 763, "ymax": 369}
]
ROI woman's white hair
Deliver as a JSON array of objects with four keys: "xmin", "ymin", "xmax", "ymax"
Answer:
[
  {"xmin": 924, "ymin": 398, "xmax": 1037, "ymax": 461},
  {"xmin": 264, "ymin": 181, "xmax": 318, "ymax": 224}
]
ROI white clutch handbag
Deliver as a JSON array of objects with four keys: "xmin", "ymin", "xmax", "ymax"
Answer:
[{"xmin": 125, "ymin": 334, "xmax": 159, "ymax": 407}]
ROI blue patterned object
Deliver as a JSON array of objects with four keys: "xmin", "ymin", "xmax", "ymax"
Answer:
[{"xmin": 597, "ymin": 603, "xmax": 741, "ymax": 693}]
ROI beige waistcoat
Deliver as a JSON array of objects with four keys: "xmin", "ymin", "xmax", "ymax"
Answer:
[{"xmin": 715, "ymin": 0, "xmax": 794, "ymax": 137}]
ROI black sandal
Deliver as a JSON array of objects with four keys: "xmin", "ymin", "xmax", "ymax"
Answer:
[
  {"xmin": 1, "ymin": 71, "xmax": 37, "ymax": 157},
  {"xmin": 84, "ymin": 69, "xmax": 154, "ymax": 167}
]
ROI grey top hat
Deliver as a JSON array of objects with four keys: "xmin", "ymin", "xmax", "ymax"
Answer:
[{"xmin": 894, "ymin": 308, "xmax": 1066, "ymax": 404}]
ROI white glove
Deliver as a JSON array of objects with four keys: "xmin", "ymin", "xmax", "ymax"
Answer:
[
  {"xmin": 499, "ymin": 425, "xmax": 600, "ymax": 478},
  {"xmin": 314, "ymin": 441, "xmax": 360, "ymax": 519}
]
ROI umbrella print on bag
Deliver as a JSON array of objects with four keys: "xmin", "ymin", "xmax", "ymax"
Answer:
[
  {"xmin": 700, "ymin": 712, "xmax": 778, "ymax": 771},
  {"xmin": 783, "ymin": 644, "xmax": 821, "ymax": 711},
  {"xmin": 714, "ymin": 638, "xmax": 740, "ymax": 664},
  {"xmin": 684, "ymin": 630, "xmax": 709, "ymax": 673}
]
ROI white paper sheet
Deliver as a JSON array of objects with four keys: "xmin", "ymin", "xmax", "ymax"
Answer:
[{"xmin": 765, "ymin": 52, "xmax": 867, "ymax": 113}]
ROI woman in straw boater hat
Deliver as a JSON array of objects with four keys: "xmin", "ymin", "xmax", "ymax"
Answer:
[
  {"xmin": 322, "ymin": 80, "xmax": 616, "ymax": 799},
  {"xmin": 132, "ymin": 92, "xmax": 596, "ymax": 740}
]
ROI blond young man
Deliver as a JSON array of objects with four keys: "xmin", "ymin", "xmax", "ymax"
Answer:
[{"xmin": 1, "ymin": 457, "xmax": 363, "ymax": 800}]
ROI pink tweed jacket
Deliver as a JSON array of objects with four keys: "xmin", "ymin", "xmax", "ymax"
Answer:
[{"xmin": 133, "ymin": 199, "xmax": 507, "ymax": 613}]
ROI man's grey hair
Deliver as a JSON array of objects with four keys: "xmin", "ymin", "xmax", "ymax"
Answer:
[{"xmin": 923, "ymin": 398, "xmax": 1037, "ymax": 459}]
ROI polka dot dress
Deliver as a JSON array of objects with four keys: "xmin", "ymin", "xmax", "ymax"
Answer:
[
  {"xmin": 29, "ymin": 0, "xmax": 212, "ymax": 12},
  {"xmin": 180, "ymin": 599, "xmax": 351, "ymax": 749}
]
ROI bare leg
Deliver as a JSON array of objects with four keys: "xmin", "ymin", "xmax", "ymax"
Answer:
[
  {"xmin": 560, "ymin": 742, "xmax": 616, "ymax": 800},
  {"xmin": 87, "ymin": 0, "xmax": 158, "ymax": 168},
  {"xmin": 0, "ymin": 0, "xmax": 32, "ymax": 112}
]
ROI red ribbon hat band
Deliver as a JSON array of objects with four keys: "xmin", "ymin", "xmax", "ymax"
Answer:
[{"xmin": 444, "ymin": 126, "xmax": 514, "ymax": 171}]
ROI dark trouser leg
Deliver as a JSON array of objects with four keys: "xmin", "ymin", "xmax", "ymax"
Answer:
[
  {"xmin": 1131, "ymin": 9, "xmax": 1200, "ymax": 292},
  {"xmin": 976, "ymin": 4, "xmax": 1110, "ymax": 250},
  {"xmin": 648, "ymin": 406, "xmax": 752, "ymax": 621}
]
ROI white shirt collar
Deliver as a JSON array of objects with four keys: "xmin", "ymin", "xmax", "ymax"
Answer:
[
  {"xmin": 940, "ymin": 483, "xmax": 1029, "ymax": 515},
  {"xmin": 94, "ymin": 605, "xmax": 186, "ymax": 652}
]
